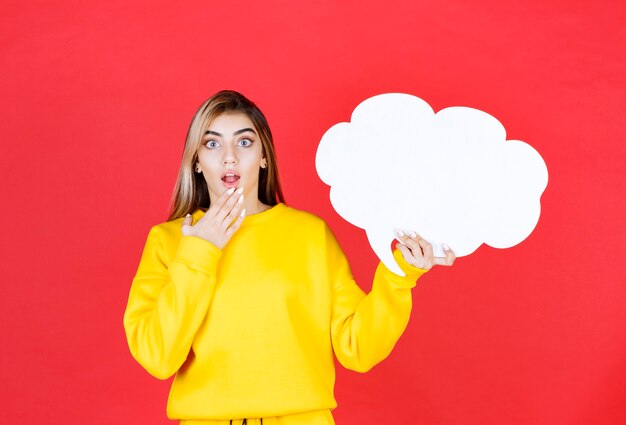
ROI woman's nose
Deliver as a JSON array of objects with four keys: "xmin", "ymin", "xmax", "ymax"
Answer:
[{"xmin": 222, "ymin": 147, "xmax": 238, "ymax": 165}]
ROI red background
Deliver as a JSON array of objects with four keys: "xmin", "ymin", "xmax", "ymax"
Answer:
[{"xmin": 1, "ymin": 1, "xmax": 625, "ymax": 424}]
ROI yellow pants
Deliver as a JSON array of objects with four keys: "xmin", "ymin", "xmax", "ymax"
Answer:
[{"xmin": 180, "ymin": 409, "xmax": 335, "ymax": 425}]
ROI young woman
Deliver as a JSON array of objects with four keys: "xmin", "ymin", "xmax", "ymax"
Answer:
[{"xmin": 123, "ymin": 90, "xmax": 455, "ymax": 425}]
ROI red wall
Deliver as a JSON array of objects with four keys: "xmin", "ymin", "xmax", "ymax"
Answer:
[{"xmin": 1, "ymin": 1, "xmax": 625, "ymax": 424}]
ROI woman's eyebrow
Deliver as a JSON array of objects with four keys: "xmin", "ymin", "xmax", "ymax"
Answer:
[
  {"xmin": 204, "ymin": 128, "xmax": 257, "ymax": 137},
  {"xmin": 233, "ymin": 127, "xmax": 257, "ymax": 135}
]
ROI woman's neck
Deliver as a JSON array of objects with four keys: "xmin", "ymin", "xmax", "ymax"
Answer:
[{"xmin": 244, "ymin": 199, "xmax": 272, "ymax": 216}]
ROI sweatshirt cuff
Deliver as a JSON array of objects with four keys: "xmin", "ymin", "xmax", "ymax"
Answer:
[
  {"xmin": 379, "ymin": 249, "xmax": 429, "ymax": 288},
  {"xmin": 172, "ymin": 236, "xmax": 222, "ymax": 276}
]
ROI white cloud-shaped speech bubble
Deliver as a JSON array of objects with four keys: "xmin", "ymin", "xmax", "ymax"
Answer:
[{"xmin": 316, "ymin": 93, "xmax": 548, "ymax": 276}]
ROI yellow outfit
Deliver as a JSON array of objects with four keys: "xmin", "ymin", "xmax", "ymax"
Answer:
[{"xmin": 124, "ymin": 203, "xmax": 426, "ymax": 424}]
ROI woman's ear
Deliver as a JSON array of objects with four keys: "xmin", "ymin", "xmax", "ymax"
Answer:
[
  {"xmin": 260, "ymin": 158, "xmax": 267, "ymax": 169},
  {"xmin": 195, "ymin": 163, "xmax": 202, "ymax": 173}
]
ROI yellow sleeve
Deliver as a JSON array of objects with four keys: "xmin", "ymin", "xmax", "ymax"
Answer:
[
  {"xmin": 123, "ymin": 225, "xmax": 222, "ymax": 379},
  {"xmin": 327, "ymin": 226, "xmax": 427, "ymax": 373}
]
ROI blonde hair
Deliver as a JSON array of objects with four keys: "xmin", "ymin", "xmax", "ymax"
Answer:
[{"xmin": 168, "ymin": 90, "xmax": 285, "ymax": 221}]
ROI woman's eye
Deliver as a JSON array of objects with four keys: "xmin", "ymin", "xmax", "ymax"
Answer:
[
  {"xmin": 205, "ymin": 140, "xmax": 219, "ymax": 149},
  {"xmin": 238, "ymin": 138, "xmax": 253, "ymax": 147}
]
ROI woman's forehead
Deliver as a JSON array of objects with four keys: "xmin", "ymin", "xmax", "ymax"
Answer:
[{"xmin": 206, "ymin": 112, "xmax": 256, "ymax": 135}]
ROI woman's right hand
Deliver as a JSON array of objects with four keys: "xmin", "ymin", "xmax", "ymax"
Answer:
[{"xmin": 181, "ymin": 187, "xmax": 245, "ymax": 249}]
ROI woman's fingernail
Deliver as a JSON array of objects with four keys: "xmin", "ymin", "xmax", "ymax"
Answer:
[
  {"xmin": 409, "ymin": 231, "xmax": 417, "ymax": 238},
  {"xmin": 395, "ymin": 229, "xmax": 405, "ymax": 237},
  {"xmin": 227, "ymin": 188, "xmax": 236, "ymax": 195},
  {"xmin": 185, "ymin": 213, "xmax": 191, "ymax": 218},
  {"xmin": 238, "ymin": 194, "xmax": 244, "ymax": 204},
  {"xmin": 443, "ymin": 243, "xmax": 450, "ymax": 251},
  {"xmin": 237, "ymin": 187, "xmax": 244, "ymax": 195},
  {"xmin": 240, "ymin": 208, "xmax": 246, "ymax": 217}
]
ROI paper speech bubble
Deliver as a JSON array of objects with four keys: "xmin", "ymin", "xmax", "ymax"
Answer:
[{"xmin": 316, "ymin": 93, "xmax": 548, "ymax": 275}]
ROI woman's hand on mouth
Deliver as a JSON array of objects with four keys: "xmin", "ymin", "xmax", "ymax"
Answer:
[{"xmin": 181, "ymin": 187, "xmax": 245, "ymax": 249}]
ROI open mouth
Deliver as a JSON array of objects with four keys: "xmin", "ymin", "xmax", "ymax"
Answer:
[{"xmin": 221, "ymin": 171, "xmax": 241, "ymax": 187}]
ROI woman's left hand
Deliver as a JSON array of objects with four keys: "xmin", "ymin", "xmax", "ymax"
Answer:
[{"xmin": 395, "ymin": 230, "xmax": 455, "ymax": 270}]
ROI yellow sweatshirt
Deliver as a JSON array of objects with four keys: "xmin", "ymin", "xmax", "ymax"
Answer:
[{"xmin": 123, "ymin": 203, "xmax": 426, "ymax": 420}]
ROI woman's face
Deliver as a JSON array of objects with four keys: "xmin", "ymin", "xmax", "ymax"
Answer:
[{"xmin": 196, "ymin": 112, "xmax": 266, "ymax": 203}]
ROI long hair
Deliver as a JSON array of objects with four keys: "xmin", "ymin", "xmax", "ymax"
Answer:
[{"xmin": 168, "ymin": 90, "xmax": 285, "ymax": 221}]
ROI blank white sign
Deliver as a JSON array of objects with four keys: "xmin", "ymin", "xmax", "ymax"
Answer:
[{"xmin": 316, "ymin": 93, "xmax": 548, "ymax": 276}]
